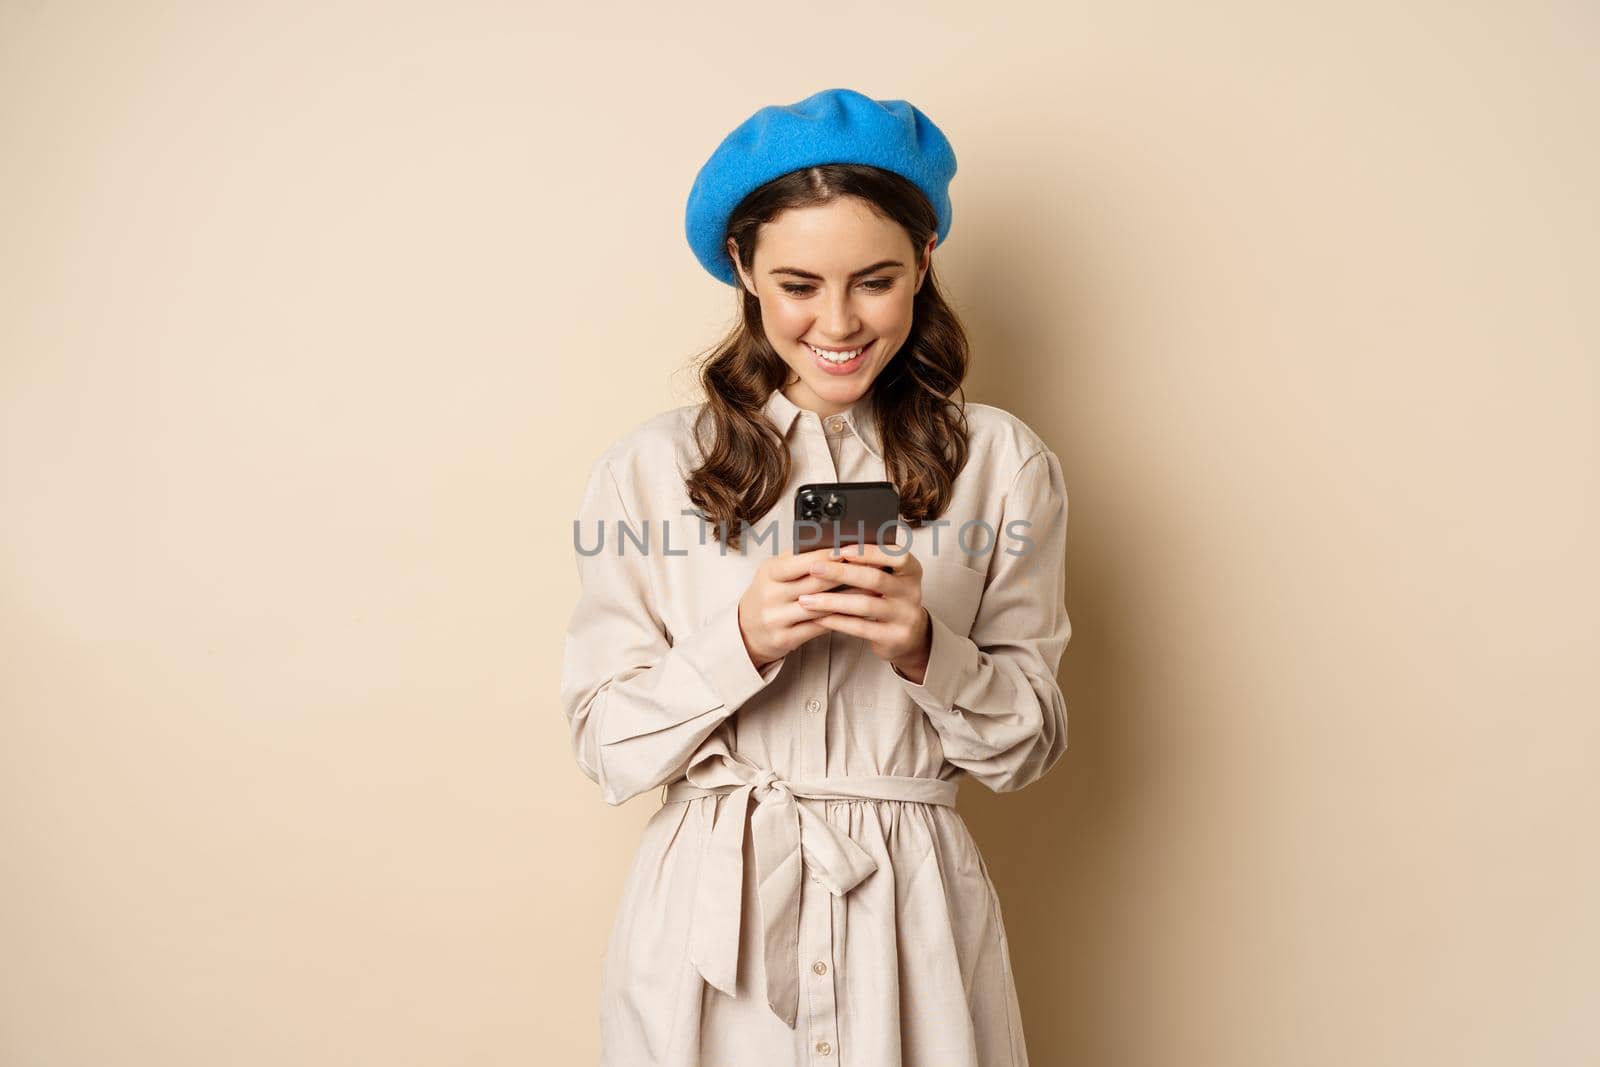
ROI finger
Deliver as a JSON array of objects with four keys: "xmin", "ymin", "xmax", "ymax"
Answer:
[
  {"xmin": 812, "ymin": 613, "xmax": 889, "ymax": 641},
  {"xmin": 785, "ymin": 573, "xmax": 856, "ymax": 597},
  {"xmin": 772, "ymin": 600, "xmax": 837, "ymax": 627},
  {"xmin": 779, "ymin": 618, "xmax": 833, "ymax": 646},
  {"xmin": 764, "ymin": 573, "xmax": 855, "ymax": 607},
  {"xmin": 808, "ymin": 557, "xmax": 891, "ymax": 594},
  {"xmin": 828, "ymin": 541, "xmax": 915, "ymax": 572},
  {"xmin": 796, "ymin": 591, "xmax": 894, "ymax": 620},
  {"xmin": 773, "ymin": 545, "xmax": 848, "ymax": 581}
]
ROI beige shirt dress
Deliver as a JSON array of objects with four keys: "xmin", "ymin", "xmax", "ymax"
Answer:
[{"xmin": 560, "ymin": 385, "xmax": 1071, "ymax": 1066}]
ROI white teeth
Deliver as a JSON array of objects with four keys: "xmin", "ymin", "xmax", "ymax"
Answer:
[{"xmin": 807, "ymin": 342, "xmax": 867, "ymax": 363}]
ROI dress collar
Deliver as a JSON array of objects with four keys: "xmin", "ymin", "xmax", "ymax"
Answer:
[{"xmin": 760, "ymin": 387, "xmax": 884, "ymax": 462}]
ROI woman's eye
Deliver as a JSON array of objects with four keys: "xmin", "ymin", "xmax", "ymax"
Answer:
[{"xmin": 780, "ymin": 279, "xmax": 894, "ymax": 296}]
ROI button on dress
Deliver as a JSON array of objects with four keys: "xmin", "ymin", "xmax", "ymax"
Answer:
[{"xmin": 560, "ymin": 386, "xmax": 1072, "ymax": 1066}]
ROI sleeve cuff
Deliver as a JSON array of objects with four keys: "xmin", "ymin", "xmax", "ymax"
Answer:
[
  {"xmin": 683, "ymin": 597, "xmax": 787, "ymax": 711},
  {"xmin": 891, "ymin": 608, "xmax": 981, "ymax": 715}
]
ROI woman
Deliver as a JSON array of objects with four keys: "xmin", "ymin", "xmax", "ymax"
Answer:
[{"xmin": 561, "ymin": 88, "xmax": 1072, "ymax": 1066}]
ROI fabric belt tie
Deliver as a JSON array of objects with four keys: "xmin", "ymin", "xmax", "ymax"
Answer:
[{"xmin": 662, "ymin": 755, "xmax": 958, "ymax": 1029}]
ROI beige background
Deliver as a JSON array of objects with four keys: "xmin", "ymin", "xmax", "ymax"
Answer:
[{"xmin": 2, "ymin": 1, "xmax": 1596, "ymax": 1064}]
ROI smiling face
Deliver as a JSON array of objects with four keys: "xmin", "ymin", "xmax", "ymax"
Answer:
[{"xmin": 729, "ymin": 197, "xmax": 936, "ymax": 418}]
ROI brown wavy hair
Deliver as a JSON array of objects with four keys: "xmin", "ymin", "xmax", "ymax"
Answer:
[{"xmin": 684, "ymin": 164, "xmax": 971, "ymax": 549}]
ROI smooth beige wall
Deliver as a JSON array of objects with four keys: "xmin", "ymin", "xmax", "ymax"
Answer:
[{"xmin": 3, "ymin": 2, "xmax": 1595, "ymax": 1064}]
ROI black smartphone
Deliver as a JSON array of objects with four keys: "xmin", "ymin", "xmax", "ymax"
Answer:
[{"xmin": 793, "ymin": 481, "xmax": 901, "ymax": 556}]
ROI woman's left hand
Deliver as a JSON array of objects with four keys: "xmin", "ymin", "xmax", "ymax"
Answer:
[{"xmin": 799, "ymin": 542, "xmax": 932, "ymax": 682}]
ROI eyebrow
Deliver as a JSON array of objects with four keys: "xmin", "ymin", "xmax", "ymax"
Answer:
[{"xmin": 767, "ymin": 259, "xmax": 905, "ymax": 281}]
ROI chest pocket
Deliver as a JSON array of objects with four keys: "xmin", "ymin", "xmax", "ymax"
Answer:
[{"xmin": 918, "ymin": 556, "xmax": 986, "ymax": 640}]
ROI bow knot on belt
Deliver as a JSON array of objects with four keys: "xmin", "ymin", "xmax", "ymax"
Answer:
[
  {"xmin": 663, "ymin": 752, "xmax": 958, "ymax": 1029},
  {"xmin": 749, "ymin": 767, "xmax": 787, "ymax": 802}
]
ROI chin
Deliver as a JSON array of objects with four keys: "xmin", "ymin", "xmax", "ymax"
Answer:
[{"xmin": 814, "ymin": 377, "xmax": 873, "ymax": 400}]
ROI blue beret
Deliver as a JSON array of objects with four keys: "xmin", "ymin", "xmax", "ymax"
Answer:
[{"xmin": 684, "ymin": 87, "xmax": 958, "ymax": 287}]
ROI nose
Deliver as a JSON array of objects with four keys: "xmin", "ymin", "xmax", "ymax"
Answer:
[{"xmin": 819, "ymin": 289, "xmax": 861, "ymax": 341}]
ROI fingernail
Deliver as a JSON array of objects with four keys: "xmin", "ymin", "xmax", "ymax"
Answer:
[
  {"xmin": 798, "ymin": 594, "xmax": 817, "ymax": 604},
  {"xmin": 810, "ymin": 562, "xmax": 827, "ymax": 574}
]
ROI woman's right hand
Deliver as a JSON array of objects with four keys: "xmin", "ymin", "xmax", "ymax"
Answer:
[{"xmin": 737, "ymin": 545, "xmax": 850, "ymax": 669}]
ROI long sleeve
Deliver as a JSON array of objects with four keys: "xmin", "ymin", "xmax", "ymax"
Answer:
[
  {"xmin": 560, "ymin": 454, "xmax": 787, "ymax": 806},
  {"xmin": 892, "ymin": 447, "xmax": 1071, "ymax": 793}
]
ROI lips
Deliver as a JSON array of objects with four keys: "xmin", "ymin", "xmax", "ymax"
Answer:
[
  {"xmin": 805, "ymin": 338, "xmax": 874, "ymax": 375},
  {"xmin": 806, "ymin": 341, "xmax": 870, "ymax": 361}
]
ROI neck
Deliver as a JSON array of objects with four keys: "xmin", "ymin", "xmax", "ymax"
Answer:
[{"xmin": 783, "ymin": 378, "xmax": 862, "ymax": 420}]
